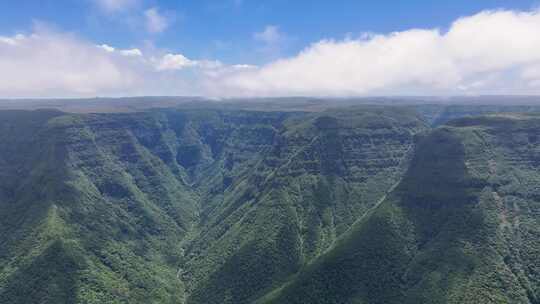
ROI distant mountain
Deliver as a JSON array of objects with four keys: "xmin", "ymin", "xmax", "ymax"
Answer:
[
  {"xmin": 0, "ymin": 103, "xmax": 539, "ymax": 304},
  {"xmin": 2, "ymin": 95, "xmax": 540, "ymax": 113}
]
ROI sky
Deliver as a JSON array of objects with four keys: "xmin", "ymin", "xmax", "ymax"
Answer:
[{"xmin": 1, "ymin": 0, "xmax": 540, "ymax": 98}]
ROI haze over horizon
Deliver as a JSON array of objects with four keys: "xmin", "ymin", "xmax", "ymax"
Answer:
[{"xmin": 1, "ymin": 0, "xmax": 540, "ymax": 98}]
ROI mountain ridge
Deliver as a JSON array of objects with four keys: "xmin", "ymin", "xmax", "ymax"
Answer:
[{"xmin": 0, "ymin": 105, "xmax": 539, "ymax": 303}]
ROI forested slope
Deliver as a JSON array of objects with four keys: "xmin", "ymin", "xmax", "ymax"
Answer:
[
  {"xmin": 0, "ymin": 106, "xmax": 539, "ymax": 304},
  {"xmin": 262, "ymin": 114, "xmax": 540, "ymax": 304}
]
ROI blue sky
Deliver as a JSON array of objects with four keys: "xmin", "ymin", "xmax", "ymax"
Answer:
[
  {"xmin": 1, "ymin": 0, "xmax": 540, "ymax": 97},
  {"xmin": 0, "ymin": 0, "xmax": 537, "ymax": 64}
]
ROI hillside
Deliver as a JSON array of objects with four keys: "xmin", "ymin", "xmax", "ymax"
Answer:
[
  {"xmin": 184, "ymin": 107, "xmax": 426, "ymax": 304},
  {"xmin": 261, "ymin": 114, "xmax": 540, "ymax": 304},
  {"xmin": 0, "ymin": 105, "xmax": 539, "ymax": 304}
]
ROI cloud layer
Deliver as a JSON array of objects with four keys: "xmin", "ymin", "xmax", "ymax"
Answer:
[
  {"xmin": 0, "ymin": 27, "xmax": 139, "ymax": 97},
  {"xmin": 1, "ymin": 9, "xmax": 540, "ymax": 98},
  {"xmin": 0, "ymin": 25, "xmax": 213, "ymax": 97},
  {"xmin": 220, "ymin": 9, "xmax": 540, "ymax": 96}
]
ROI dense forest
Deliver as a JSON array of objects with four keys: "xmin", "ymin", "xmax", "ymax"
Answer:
[{"xmin": 1, "ymin": 101, "xmax": 539, "ymax": 303}]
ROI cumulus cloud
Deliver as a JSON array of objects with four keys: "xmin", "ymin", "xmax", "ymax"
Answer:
[
  {"xmin": 144, "ymin": 7, "xmax": 170, "ymax": 33},
  {"xmin": 0, "ymin": 26, "xmax": 210, "ymax": 97},
  {"xmin": 155, "ymin": 53, "xmax": 198, "ymax": 70},
  {"xmin": 2, "ymin": 9, "xmax": 540, "ymax": 98},
  {"xmin": 0, "ymin": 27, "xmax": 142, "ymax": 97},
  {"xmin": 153, "ymin": 53, "xmax": 227, "ymax": 71},
  {"xmin": 218, "ymin": 9, "xmax": 540, "ymax": 96}
]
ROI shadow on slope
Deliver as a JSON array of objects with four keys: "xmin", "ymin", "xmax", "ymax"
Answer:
[{"xmin": 262, "ymin": 127, "xmax": 492, "ymax": 304}]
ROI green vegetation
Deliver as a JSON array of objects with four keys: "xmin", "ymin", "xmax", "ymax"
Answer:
[
  {"xmin": 262, "ymin": 114, "xmax": 540, "ymax": 304},
  {"xmin": 0, "ymin": 105, "xmax": 539, "ymax": 304}
]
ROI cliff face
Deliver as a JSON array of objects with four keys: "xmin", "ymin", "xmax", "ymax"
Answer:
[
  {"xmin": 0, "ymin": 109, "xmax": 297, "ymax": 304},
  {"xmin": 185, "ymin": 107, "xmax": 427, "ymax": 304},
  {"xmin": 1, "ymin": 106, "xmax": 539, "ymax": 304},
  {"xmin": 263, "ymin": 114, "xmax": 540, "ymax": 304}
]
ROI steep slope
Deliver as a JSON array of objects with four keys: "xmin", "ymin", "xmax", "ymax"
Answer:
[
  {"xmin": 0, "ymin": 109, "xmax": 293, "ymax": 303},
  {"xmin": 262, "ymin": 114, "xmax": 540, "ymax": 304},
  {"xmin": 0, "ymin": 111, "xmax": 197, "ymax": 303},
  {"xmin": 184, "ymin": 107, "xmax": 428, "ymax": 304},
  {"xmin": 3, "ymin": 106, "xmax": 539, "ymax": 304},
  {"xmin": 0, "ymin": 110, "xmax": 77, "ymax": 303},
  {"xmin": 0, "ymin": 106, "xmax": 428, "ymax": 304}
]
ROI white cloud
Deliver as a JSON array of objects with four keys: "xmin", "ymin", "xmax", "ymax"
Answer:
[
  {"xmin": 94, "ymin": 0, "xmax": 138, "ymax": 13},
  {"xmin": 98, "ymin": 43, "xmax": 116, "ymax": 52},
  {"xmin": 254, "ymin": 25, "xmax": 282, "ymax": 44},
  {"xmin": 99, "ymin": 44, "xmax": 143, "ymax": 57},
  {"xmin": 0, "ymin": 34, "xmax": 25, "ymax": 46},
  {"xmin": 0, "ymin": 27, "xmax": 144, "ymax": 97},
  {"xmin": 144, "ymin": 7, "xmax": 170, "ymax": 33},
  {"xmin": 522, "ymin": 64, "xmax": 540, "ymax": 84},
  {"xmin": 232, "ymin": 64, "xmax": 257, "ymax": 69},
  {"xmin": 3, "ymin": 9, "xmax": 540, "ymax": 98},
  {"xmin": 218, "ymin": 9, "xmax": 540, "ymax": 96},
  {"xmin": 120, "ymin": 48, "xmax": 143, "ymax": 57},
  {"xmin": 0, "ymin": 26, "xmax": 219, "ymax": 97},
  {"xmin": 154, "ymin": 53, "xmax": 226, "ymax": 72},
  {"xmin": 155, "ymin": 53, "xmax": 198, "ymax": 70}
]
